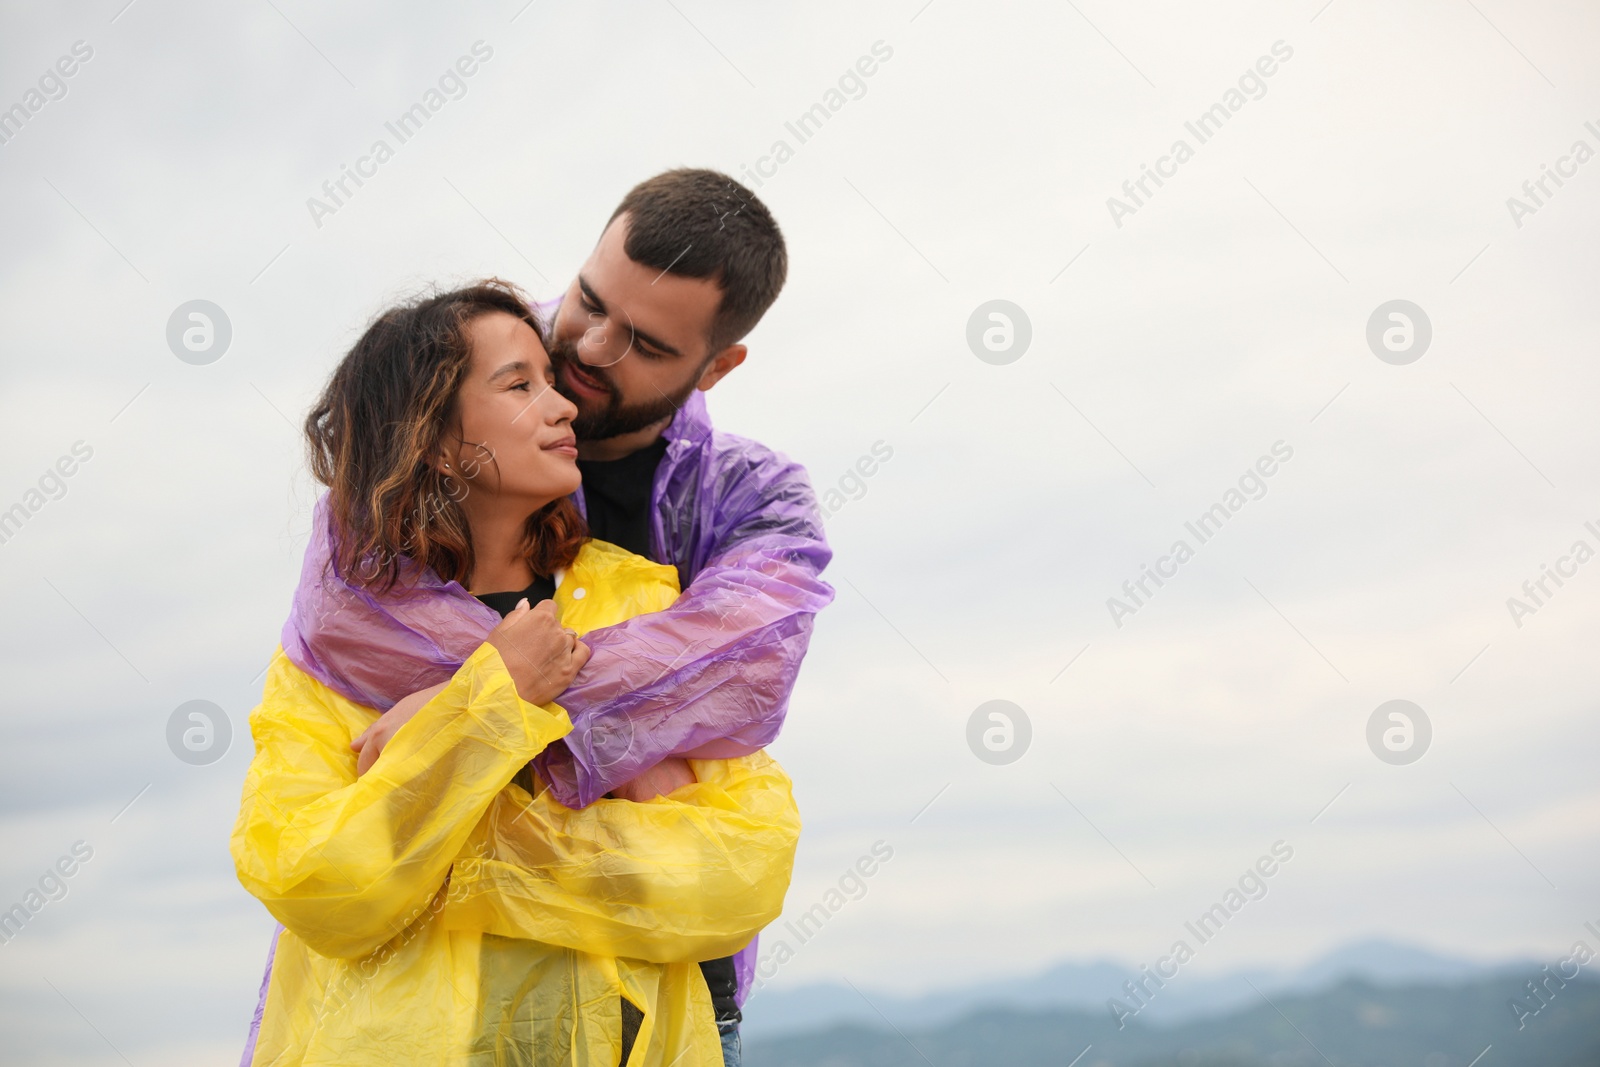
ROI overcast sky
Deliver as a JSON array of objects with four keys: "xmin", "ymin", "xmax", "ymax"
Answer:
[{"xmin": 3, "ymin": 0, "xmax": 1598, "ymax": 1063}]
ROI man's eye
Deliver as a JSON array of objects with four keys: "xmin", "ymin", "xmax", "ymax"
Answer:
[{"xmin": 511, "ymin": 380, "xmax": 530, "ymax": 391}]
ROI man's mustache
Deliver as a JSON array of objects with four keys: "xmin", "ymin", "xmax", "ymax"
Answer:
[{"xmin": 551, "ymin": 345, "xmax": 615, "ymax": 396}]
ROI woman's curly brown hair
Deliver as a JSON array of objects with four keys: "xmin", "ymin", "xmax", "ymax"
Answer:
[{"xmin": 305, "ymin": 278, "xmax": 587, "ymax": 590}]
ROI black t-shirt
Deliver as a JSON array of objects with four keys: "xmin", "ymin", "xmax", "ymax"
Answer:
[
  {"xmin": 476, "ymin": 448, "xmax": 742, "ymax": 1029},
  {"xmin": 577, "ymin": 437, "xmax": 669, "ymax": 559},
  {"xmin": 473, "ymin": 574, "xmax": 557, "ymax": 617}
]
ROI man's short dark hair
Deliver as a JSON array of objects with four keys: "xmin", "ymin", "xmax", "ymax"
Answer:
[{"xmin": 608, "ymin": 168, "xmax": 787, "ymax": 353}]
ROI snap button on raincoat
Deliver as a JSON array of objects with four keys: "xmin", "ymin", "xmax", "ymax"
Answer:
[{"xmin": 231, "ymin": 540, "xmax": 802, "ymax": 1065}]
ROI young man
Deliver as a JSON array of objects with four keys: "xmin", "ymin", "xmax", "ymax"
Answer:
[{"xmin": 533, "ymin": 168, "xmax": 834, "ymax": 1065}]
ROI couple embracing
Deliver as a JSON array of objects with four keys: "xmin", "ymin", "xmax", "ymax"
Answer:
[{"xmin": 230, "ymin": 169, "xmax": 833, "ymax": 1066}]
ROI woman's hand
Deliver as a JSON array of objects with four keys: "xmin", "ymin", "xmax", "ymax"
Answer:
[
  {"xmin": 607, "ymin": 758, "xmax": 696, "ymax": 802},
  {"xmin": 486, "ymin": 598, "xmax": 590, "ymax": 706},
  {"xmin": 348, "ymin": 600, "xmax": 585, "ymax": 776},
  {"xmin": 350, "ymin": 682, "xmax": 447, "ymax": 776}
]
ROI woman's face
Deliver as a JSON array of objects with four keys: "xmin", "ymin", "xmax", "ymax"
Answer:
[{"xmin": 449, "ymin": 311, "xmax": 581, "ymax": 508}]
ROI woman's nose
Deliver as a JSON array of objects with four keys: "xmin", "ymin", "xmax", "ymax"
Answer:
[{"xmin": 548, "ymin": 388, "xmax": 578, "ymax": 424}]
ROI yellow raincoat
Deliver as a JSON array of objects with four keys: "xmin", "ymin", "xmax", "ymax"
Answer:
[{"xmin": 231, "ymin": 540, "xmax": 801, "ymax": 1065}]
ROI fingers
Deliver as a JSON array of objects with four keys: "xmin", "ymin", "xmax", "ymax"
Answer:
[
  {"xmin": 482, "ymin": 597, "xmax": 587, "ymax": 705},
  {"xmin": 520, "ymin": 599, "xmax": 558, "ymax": 627},
  {"xmin": 356, "ymin": 737, "xmax": 378, "ymax": 777},
  {"xmin": 488, "ymin": 598, "xmax": 530, "ymax": 636}
]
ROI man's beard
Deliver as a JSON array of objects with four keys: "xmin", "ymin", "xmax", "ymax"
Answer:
[{"xmin": 548, "ymin": 337, "xmax": 701, "ymax": 442}]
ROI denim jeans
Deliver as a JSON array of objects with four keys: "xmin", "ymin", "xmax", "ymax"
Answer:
[{"xmin": 718, "ymin": 1022, "xmax": 741, "ymax": 1067}]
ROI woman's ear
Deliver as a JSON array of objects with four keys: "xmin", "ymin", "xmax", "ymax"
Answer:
[{"xmin": 429, "ymin": 429, "xmax": 461, "ymax": 476}]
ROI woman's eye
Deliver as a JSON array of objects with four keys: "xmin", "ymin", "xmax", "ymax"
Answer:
[{"xmin": 511, "ymin": 380, "xmax": 530, "ymax": 391}]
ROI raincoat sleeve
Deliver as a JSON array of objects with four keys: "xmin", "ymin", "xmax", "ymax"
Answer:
[
  {"xmin": 534, "ymin": 451, "xmax": 834, "ymax": 807},
  {"xmin": 439, "ymin": 752, "xmax": 801, "ymax": 963},
  {"xmin": 230, "ymin": 643, "xmax": 571, "ymax": 961}
]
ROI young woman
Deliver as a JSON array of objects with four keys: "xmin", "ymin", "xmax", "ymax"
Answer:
[{"xmin": 231, "ymin": 280, "xmax": 799, "ymax": 1066}]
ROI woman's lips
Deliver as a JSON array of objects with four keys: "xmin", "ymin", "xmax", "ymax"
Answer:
[{"xmin": 542, "ymin": 436, "xmax": 578, "ymax": 458}]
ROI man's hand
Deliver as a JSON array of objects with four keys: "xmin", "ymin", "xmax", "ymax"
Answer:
[
  {"xmin": 607, "ymin": 758, "xmax": 696, "ymax": 802},
  {"xmin": 350, "ymin": 682, "xmax": 447, "ymax": 776},
  {"xmin": 487, "ymin": 598, "xmax": 590, "ymax": 705}
]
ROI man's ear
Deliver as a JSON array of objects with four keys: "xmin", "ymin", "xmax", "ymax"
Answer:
[{"xmin": 696, "ymin": 344, "xmax": 747, "ymax": 392}]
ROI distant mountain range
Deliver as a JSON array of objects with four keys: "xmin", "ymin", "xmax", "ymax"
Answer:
[
  {"xmin": 740, "ymin": 939, "xmax": 1527, "ymax": 1038},
  {"xmin": 744, "ymin": 973, "xmax": 1600, "ymax": 1067}
]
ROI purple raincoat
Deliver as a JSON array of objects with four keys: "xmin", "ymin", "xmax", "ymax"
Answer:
[
  {"xmin": 241, "ymin": 389, "xmax": 832, "ymax": 1064},
  {"xmin": 280, "ymin": 389, "xmax": 835, "ymax": 803}
]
